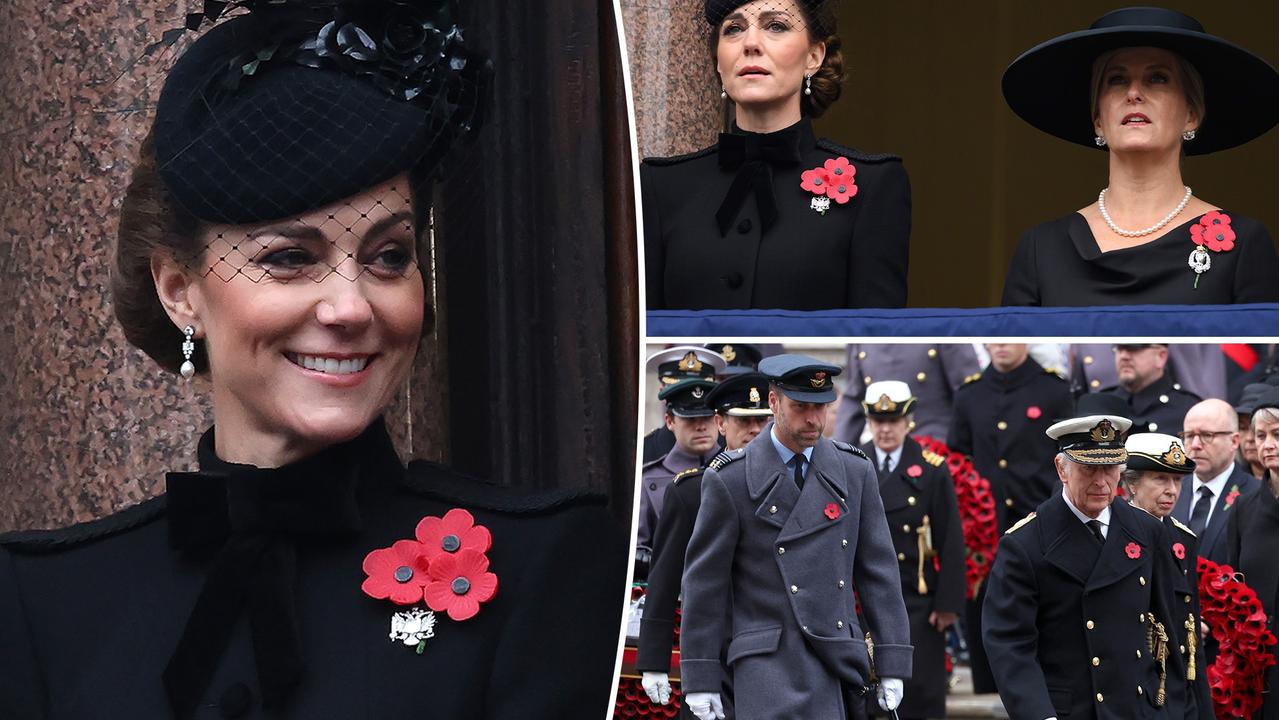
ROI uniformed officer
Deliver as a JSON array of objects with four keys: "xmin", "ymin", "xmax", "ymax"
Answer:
[
  {"xmin": 834, "ymin": 344, "xmax": 981, "ymax": 444},
  {"xmin": 1072, "ymin": 343, "xmax": 1226, "ymax": 401},
  {"xmin": 948, "ymin": 343, "xmax": 1074, "ymax": 694},
  {"xmin": 680, "ymin": 354, "xmax": 912, "ymax": 720},
  {"xmin": 983, "ymin": 413, "xmax": 1187, "ymax": 720},
  {"xmin": 1122, "ymin": 433, "xmax": 1214, "ymax": 719},
  {"xmin": 638, "ymin": 376, "xmax": 720, "ymax": 559},
  {"xmin": 644, "ymin": 346, "xmax": 727, "ymax": 463},
  {"xmin": 861, "ymin": 381, "xmax": 965, "ymax": 720},
  {"xmin": 1100, "ymin": 344, "xmax": 1202, "ymax": 435},
  {"xmin": 638, "ymin": 372, "xmax": 773, "ymax": 716}
]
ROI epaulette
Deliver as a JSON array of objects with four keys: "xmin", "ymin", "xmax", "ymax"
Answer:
[
  {"xmin": 0, "ymin": 495, "xmax": 168, "ymax": 554},
  {"xmin": 1043, "ymin": 367, "xmax": 1067, "ymax": 381},
  {"xmin": 921, "ymin": 449, "xmax": 945, "ymax": 467},
  {"xmin": 707, "ymin": 448, "xmax": 745, "ymax": 471},
  {"xmin": 673, "ymin": 467, "xmax": 706, "ymax": 486},
  {"xmin": 816, "ymin": 138, "xmax": 901, "ymax": 164},
  {"xmin": 961, "ymin": 372, "xmax": 982, "ymax": 385},
  {"xmin": 402, "ymin": 460, "xmax": 608, "ymax": 515},
  {"xmin": 1004, "ymin": 511, "xmax": 1037, "ymax": 535},
  {"xmin": 1170, "ymin": 516, "xmax": 1197, "ymax": 538},
  {"xmin": 642, "ymin": 145, "xmax": 718, "ymax": 167},
  {"xmin": 831, "ymin": 440, "xmax": 869, "ymax": 460}
]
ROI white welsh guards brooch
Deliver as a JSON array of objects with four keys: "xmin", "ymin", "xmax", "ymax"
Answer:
[
  {"xmin": 800, "ymin": 156, "xmax": 858, "ymax": 215},
  {"xmin": 361, "ymin": 509, "xmax": 498, "ymax": 653}
]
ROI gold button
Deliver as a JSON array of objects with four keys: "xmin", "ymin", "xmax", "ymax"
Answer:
[
  {"xmin": 858, "ymin": 351, "xmax": 866, "ymax": 359},
  {"xmin": 864, "ymin": 376, "xmax": 872, "ymax": 385},
  {"xmin": 902, "ymin": 524, "xmax": 911, "ymax": 533},
  {"xmin": 1184, "ymin": 596, "xmax": 1191, "ymax": 604},
  {"xmin": 1159, "ymin": 394, "xmax": 1169, "ymax": 404},
  {"xmin": 1091, "ymin": 379, "xmax": 1101, "ymax": 388},
  {"xmin": 791, "ymin": 585, "xmax": 798, "ymax": 594},
  {"xmin": 778, "ymin": 547, "xmax": 786, "ymax": 555},
  {"xmin": 998, "ymin": 459, "xmax": 1008, "ymax": 469},
  {"xmin": 997, "ymin": 421, "xmax": 1008, "ymax": 430},
  {"xmin": 908, "ymin": 496, "xmax": 917, "ymax": 506},
  {"xmin": 769, "ymin": 505, "xmax": 778, "ymax": 514},
  {"xmin": 841, "ymin": 539, "xmax": 848, "ymax": 548},
  {"xmin": 1139, "ymin": 613, "xmax": 1146, "ymax": 622},
  {"xmin": 1097, "ymin": 693, "xmax": 1104, "ymax": 703},
  {"xmin": 1086, "ymin": 620, "xmax": 1095, "ymax": 630},
  {"xmin": 1092, "ymin": 657, "xmax": 1100, "ymax": 666},
  {"xmin": 1148, "ymin": 423, "xmax": 1158, "ymax": 431},
  {"xmin": 1180, "ymin": 645, "xmax": 1186, "ymax": 654},
  {"xmin": 1136, "ymin": 649, "xmax": 1142, "ymax": 658},
  {"xmin": 1085, "ymin": 355, "xmax": 1094, "ymax": 364},
  {"xmin": 898, "ymin": 553, "xmax": 907, "ymax": 561},
  {"xmin": 1139, "ymin": 576, "xmax": 1146, "ymax": 586},
  {"xmin": 838, "ymin": 580, "xmax": 845, "ymax": 588},
  {"xmin": 916, "ymin": 372, "xmax": 927, "ymax": 382},
  {"xmin": 1004, "ymin": 498, "xmax": 1013, "ymax": 508},
  {"xmin": 837, "ymin": 620, "xmax": 844, "ymax": 629},
  {"xmin": 928, "ymin": 348, "xmax": 937, "ymax": 358},
  {"xmin": 1137, "ymin": 686, "xmax": 1143, "ymax": 695}
]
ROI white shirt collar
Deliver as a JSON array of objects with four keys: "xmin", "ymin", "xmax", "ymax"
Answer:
[
  {"xmin": 770, "ymin": 426, "xmax": 814, "ymax": 466},
  {"xmin": 874, "ymin": 445, "xmax": 904, "ymax": 471},
  {"xmin": 1062, "ymin": 487, "xmax": 1112, "ymax": 535},
  {"xmin": 1192, "ymin": 465, "xmax": 1234, "ymax": 498}
]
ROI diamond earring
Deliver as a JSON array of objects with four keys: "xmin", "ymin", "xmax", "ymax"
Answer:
[
  {"xmin": 804, "ymin": 74, "xmax": 812, "ymax": 96},
  {"xmin": 180, "ymin": 325, "xmax": 196, "ymax": 379},
  {"xmin": 1183, "ymin": 129, "xmax": 1196, "ymax": 141},
  {"xmin": 1094, "ymin": 135, "xmax": 1107, "ymax": 147},
  {"xmin": 721, "ymin": 85, "xmax": 727, "ymax": 100}
]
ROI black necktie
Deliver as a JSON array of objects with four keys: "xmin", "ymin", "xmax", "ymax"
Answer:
[
  {"xmin": 1190, "ymin": 486, "xmax": 1214, "ymax": 536},
  {"xmin": 1087, "ymin": 519, "xmax": 1105, "ymax": 544},
  {"xmin": 880, "ymin": 454, "xmax": 892, "ymax": 475},
  {"xmin": 792, "ymin": 455, "xmax": 805, "ymax": 491}
]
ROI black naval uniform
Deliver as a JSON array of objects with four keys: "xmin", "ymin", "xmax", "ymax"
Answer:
[
  {"xmin": 1163, "ymin": 515, "xmax": 1214, "ymax": 720},
  {"xmin": 948, "ymin": 357, "xmax": 1073, "ymax": 694},
  {"xmin": 1101, "ymin": 373, "xmax": 1201, "ymax": 436},
  {"xmin": 0, "ymin": 420, "xmax": 625, "ymax": 720},
  {"xmin": 636, "ymin": 454, "xmax": 740, "ymax": 720},
  {"xmin": 835, "ymin": 344, "xmax": 981, "ymax": 444},
  {"xmin": 642, "ymin": 117, "xmax": 911, "ymax": 310},
  {"xmin": 983, "ymin": 495, "xmax": 1188, "ymax": 720},
  {"xmin": 862, "ymin": 437, "xmax": 966, "ymax": 720}
]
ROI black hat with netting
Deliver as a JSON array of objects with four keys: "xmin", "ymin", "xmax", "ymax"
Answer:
[
  {"xmin": 148, "ymin": 0, "xmax": 489, "ymax": 283},
  {"xmin": 703, "ymin": 0, "xmax": 827, "ymax": 34}
]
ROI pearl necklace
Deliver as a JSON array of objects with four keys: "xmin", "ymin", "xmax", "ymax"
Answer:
[{"xmin": 1098, "ymin": 186, "xmax": 1193, "ymax": 237}]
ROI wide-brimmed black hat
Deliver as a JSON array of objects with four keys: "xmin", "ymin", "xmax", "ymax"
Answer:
[
  {"xmin": 1002, "ymin": 6, "xmax": 1279, "ymax": 155},
  {"xmin": 154, "ymin": 0, "xmax": 489, "ymax": 224}
]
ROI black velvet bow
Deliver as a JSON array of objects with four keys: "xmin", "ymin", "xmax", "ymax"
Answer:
[
  {"xmin": 162, "ymin": 425, "xmax": 383, "ymax": 718},
  {"xmin": 715, "ymin": 126, "xmax": 802, "ymax": 236}
]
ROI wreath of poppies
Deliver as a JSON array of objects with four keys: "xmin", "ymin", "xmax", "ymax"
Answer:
[
  {"xmin": 1197, "ymin": 556, "xmax": 1278, "ymax": 718},
  {"xmin": 916, "ymin": 436, "xmax": 999, "ymax": 598},
  {"xmin": 614, "ymin": 676, "xmax": 682, "ymax": 718}
]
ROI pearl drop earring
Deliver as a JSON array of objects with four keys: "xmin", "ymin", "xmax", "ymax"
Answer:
[
  {"xmin": 804, "ymin": 74, "xmax": 812, "ymax": 96},
  {"xmin": 180, "ymin": 325, "xmax": 196, "ymax": 379}
]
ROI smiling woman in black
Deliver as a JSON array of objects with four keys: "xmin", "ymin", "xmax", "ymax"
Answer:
[
  {"xmin": 1001, "ymin": 7, "xmax": 1279, "ymax": 306},
  {"xmin": 643, "ymin": 0, "xmax": 910, "ymax": 311}
]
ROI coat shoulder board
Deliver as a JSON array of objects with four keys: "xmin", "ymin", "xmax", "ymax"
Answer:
[
  {"xmin": 673, "ymin": 467, "xmax": 706, "ymax": 485},
  {"xmin": 1042, "ymin": 366, "xmax": 1068, "ymax": 381},
  {"xmin": 921, "ymin": 449, "xmax": 946, "ymax": 467},
  {"xmin": 642, "ymin": 145, "xmax": 718, "ymax": 167},
  {"xmin": 1005, "ymin": 511, "xmax": 1038, "ymax": 535},
  {"xmin": 831, "ymin": 440, "xmax": 869, "ymax": 460},
  {"xmin": 816, "ymin": 138, "xmax": 902, "ymax": 164},
  {"xmin": 961, "ymin": 372, "xmax": 983, "ymax": 386},
  {"xmin": 0, "ymin": 496, "xmax": 168, "ymax": 554},
  {"xmin": 707, "ymin": 449, "xmax": 745, "ymax": 471},
  {"xmin": 402, "ymin": 461, "xmax": 608, "ymax": 514},
  {"xmin": 1170, "ymin": 516, "xmax": 1197, "ymax": 538}
]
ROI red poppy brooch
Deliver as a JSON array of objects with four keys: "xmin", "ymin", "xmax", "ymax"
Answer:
[
  {"xmin": 824, "ymin": 502, "xmax": 841, "ymax": 520},
  {"xmin": 1125, "ymin": 542, "xmax": 1142, "ymax": 559},
  {"xmin": 361, "ymin": 508, "xmax": 498, "ymax": 653},
  {"xmin": 1188, "ymin": 211, "xmax": 1235, "ymax": 288},
  {"xmin": 906, "ymin": 464, "xmax": 923, "ymax": 478},
  {"xmin": 1172, "ymin": 542, "xmax": 1186, "ymax": 560},
  {"xmin": 799, "ymin": 156, "xmax": 857, "ymax": 215},
  {"xmin": 1225, "ymin": 485, "xmax": 1241, "ymax": 508}
]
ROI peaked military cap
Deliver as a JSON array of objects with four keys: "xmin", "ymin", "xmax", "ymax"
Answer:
[
  {"xmin": 658, "ymin": 378, "xmax": 717, "ymax": 418},
  {"xmin": 1047, "ymin": 414, "xmax": 1133, "ymax": 465},
  {"xmin": 704, "ymin": 372, "xmax": 772, "ymax": 416},
  {"xmin": 648, "ymin": 346, "xmax": 727, "ymax": 392},
  {"xmin": 759, "ymin": 353, "xmax": 841, "ymax": 404},
  {"xmin": 862, "ymin": 380, "xmax": 915, "ymax": 418},
  {"xmin": 1125, "ymin": 433, "xmax": 1195, "ymax": 473}
]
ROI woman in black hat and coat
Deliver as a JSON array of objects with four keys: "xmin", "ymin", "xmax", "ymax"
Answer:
[
  {"xmin": 1001, "ymin": 6, "xmax": 1279, "ymax": 307},
  {"xmin": 0, "ymin": 2, "xmax": 624, "ymax": 718},
  {"xmin": 642, "ymin": 0, "xmax": 911, "ymax": 311}
]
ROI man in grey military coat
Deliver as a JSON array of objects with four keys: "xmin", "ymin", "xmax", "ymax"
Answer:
[{"xmin": 680, "ymin": 354, "xmax": 913, "ymax": 720}]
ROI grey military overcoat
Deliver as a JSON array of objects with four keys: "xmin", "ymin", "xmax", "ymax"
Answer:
[{"xmin": 679, "ymin": 428, "xmax": 913, "ymax": 718}]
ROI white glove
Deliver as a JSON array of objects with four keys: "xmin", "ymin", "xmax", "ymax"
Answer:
[
  {"xmin": 877, "ymin": 677, "xmax": 904, "ymax": 711},
  {"xmin": 684, "ymin": 692, "xmax": 726, "ymax": 720},
  {"xmin": 641, "ymin": 671, "xmax": 672, "ymax": 705}
]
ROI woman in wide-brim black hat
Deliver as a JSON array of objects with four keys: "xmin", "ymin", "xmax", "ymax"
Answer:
[
  {"xmin": 0, "ymin": 2, "xmax": 624, "ymax": 718},
  {"xmin": 642, "ymin": 0, "xmax": 911, "ymax": 311},
  {"xmin": 1000, "ymin": 6, "xmax": 1279, "ymax": 307}
]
